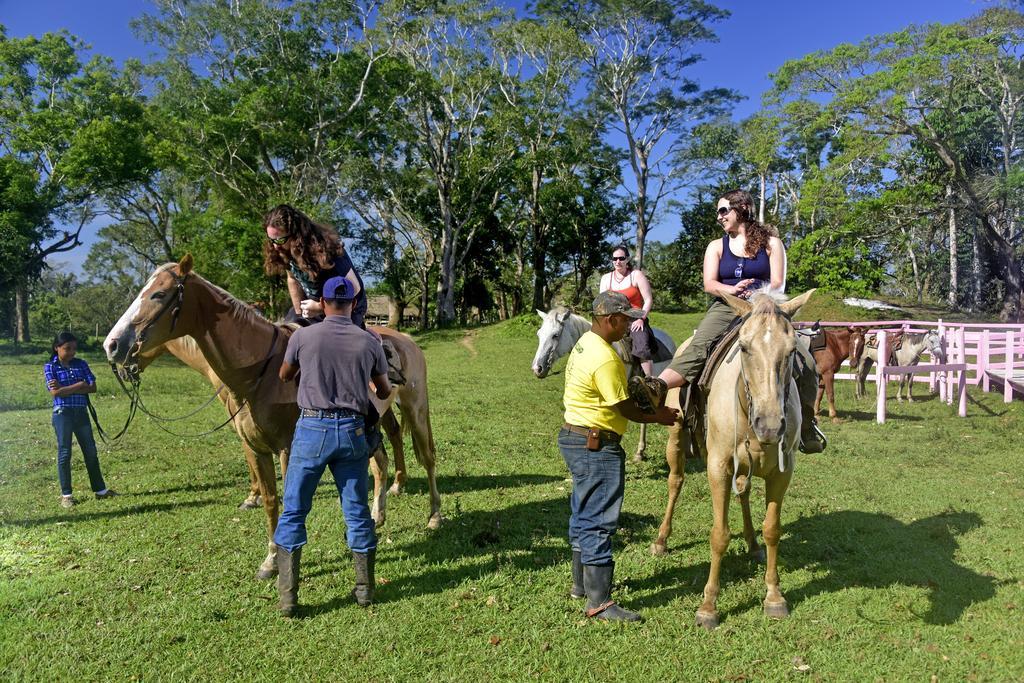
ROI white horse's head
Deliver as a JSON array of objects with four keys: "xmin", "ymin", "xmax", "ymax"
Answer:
[
  {"xmin": 532, "ymin": 307, "xmax": 578, "ymax": 378},
  {"xmin": 923, "ymin": 330, "xmax": 946, "ymax": 363}
]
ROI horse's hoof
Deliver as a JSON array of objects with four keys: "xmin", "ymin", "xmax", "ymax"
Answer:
[
  {"xmin": 255, "ymin": 568, "xmax": 277, "ymax": 581},
  {"xmin": 387, "ymin": 484, "xmax": 403, "ymax": 497},
  {"xmin": 631, "ymin": 453, "xmax": 646, "ymax": 464},
  {"xmin": 749, "ymin": 546, "xmax": 766, "ymax": 564},
  {"xmin": 650, "ymin": 542, "xmax": 668, "ymax": 557},
  {"xmin": 763, "ymin": 600, "xmax": 789, "ymax": 619},
  {"xmin": 427, "ymin": 514, "xmax": 443, "ymax": 530},
  {"xmin": 373, "ymin": 517, "xmax": 386, "ymax": 529},
  {"xmin": 695, "ymin": 610, "xmax": 719, "ymax": 630},
  {"xmin": 238, "ymin": 496, "xmax": 262, "ymax": 510}
]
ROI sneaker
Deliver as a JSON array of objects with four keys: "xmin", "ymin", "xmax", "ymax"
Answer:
[
  {"xmin": 95, "ymin": 490, "xmax": 118, "ymax": 500},
  {"xmin": 60, "ymin": 496, "xmax": 76, "ymax": 509}
]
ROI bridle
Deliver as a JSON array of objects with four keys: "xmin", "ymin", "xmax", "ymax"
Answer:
[{"xmin": 729, "ymin": 314, "xmax": 797, "ymax": 496}]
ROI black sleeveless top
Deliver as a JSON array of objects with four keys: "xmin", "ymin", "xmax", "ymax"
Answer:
[
  {"xmin": 718, "ymin": 234, "xmax": 771, "ymax": 289},
  {"xmin": 288, "ymin": 251, "xmax": 368, "ymax": 322}
]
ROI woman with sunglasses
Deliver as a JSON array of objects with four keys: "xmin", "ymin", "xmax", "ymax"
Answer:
[
  {"xmin": 263, "ymin": 204, "xmax": 368, "ymax": 328},
  {"xmin": 658, "ymin": 189, "xmax": 825, "ymax": 453},
  {"xmin": 599, "ymin": 245, "xmax": 656, "ymax": 376}
]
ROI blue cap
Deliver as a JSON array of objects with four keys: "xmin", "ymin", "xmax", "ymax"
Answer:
[{"xmin": 323, "ymin": 276, "xmax": 356, "ymax": 301}]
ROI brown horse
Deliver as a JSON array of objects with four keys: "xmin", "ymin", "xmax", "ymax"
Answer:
[
  {"xmin": 104, "ymin": 256, "xmax": 441, "ymax": 579},
  {"xmin": 811, "ymin": 326, "xmax": 867, "ymax": 423},
  {"xmin": 650, "ymin": 289, "xmax": 814, "ymax": 629}
]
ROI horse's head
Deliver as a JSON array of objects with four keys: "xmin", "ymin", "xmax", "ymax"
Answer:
[
  {"xmin": 924, "ymin": 330, "xmax": 946, "ymax": 363},
  {"xmin": 723, "ymin": 289, "xmax": 815, "ymax": 445},
  {"xmin": 104, "ymin": 255, "xmax": 195, "ymax": 374},
  {"xmin": 532, "ymin": 307, "xmax": 574, "ymax": 378},
  {"xmin": 848, "ymin": 325, "xmax": 867, "ymax": 369}
]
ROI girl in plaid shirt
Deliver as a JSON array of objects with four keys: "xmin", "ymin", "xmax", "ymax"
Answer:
[{"xmin": 44, "ymin": 332, "xmax": 116, "ymax": 508}]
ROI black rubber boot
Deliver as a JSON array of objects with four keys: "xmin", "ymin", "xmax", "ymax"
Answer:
[
  {"xmin": 277, "ymin": 547, "xmax": 302, "ymax": 618},
  {"xmin": 799, "ymin": 418, "xmax": 827, "ymax": 454},
  {"xmin": 352, "ymin": 549, "xmax": 375, "ymax": 607},
  {"xmin": 583, "ymin": 563, "xmax": 642, "ymax": 622},
  {"xmin": 570, "ymin": 550, "xmax": 584, "ymax": 599}
]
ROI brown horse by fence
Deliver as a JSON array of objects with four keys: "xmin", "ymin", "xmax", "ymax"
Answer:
[
  {"xmin": 105, "ymin": 256, "xmax": 441, "ymax": 579},
  {"xmin": 651, "ymin": 289, "xmax": 815, "ymax": 629},
  {"xmin": 811, "ymin": 326, "xmax": 867, "ymax": 423}
]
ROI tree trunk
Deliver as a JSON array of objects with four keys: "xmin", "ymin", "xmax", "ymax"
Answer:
[
  {"xmin": 15, "ymin": 280, "xmax": 30, "ymax": 343},
  {"xmin": 419, "ymin": 271, "xmax": 431, "ymax": 331},
  {"xmin": 758, "ymin": 173, "xmax": 766, "ymax": 223},
  {"xmin": 947, "ymin": 184, "xmax": 957, "ymax": 308},
  {"xmin": 387, "ymin": 297, "xmax": 405, "ymax": 330},
  {"xmin": 971, "ymin": 223, "xmax": 982, "ymax": 313}
]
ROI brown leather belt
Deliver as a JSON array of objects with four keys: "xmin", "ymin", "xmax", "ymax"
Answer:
[{"xmin": 562, "ymin": 423, "xmax": 623, "ymax": 443}]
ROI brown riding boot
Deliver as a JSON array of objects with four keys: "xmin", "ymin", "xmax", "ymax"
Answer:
[
  {"xmin": 352, "ymin": 549, "xmax": 376, "ymax": 607},
  {"xmin": 277, "ymin": 547, "xmax": 301, "ymax": 618}
]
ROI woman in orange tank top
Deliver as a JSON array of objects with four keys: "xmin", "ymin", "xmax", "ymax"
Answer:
[{"xmin": 599, "ymin": 245, "xmax": 655, "ymax": 376}]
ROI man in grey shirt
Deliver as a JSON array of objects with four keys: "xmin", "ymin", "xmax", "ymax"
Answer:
[{"xmin": 273, "ymin": 276, "xmax": 391, "ymax": 617}]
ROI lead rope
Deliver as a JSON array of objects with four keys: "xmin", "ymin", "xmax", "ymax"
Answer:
[{"xmin": 728, "ymin": 343, "xmax": 752, "ymax": 497}]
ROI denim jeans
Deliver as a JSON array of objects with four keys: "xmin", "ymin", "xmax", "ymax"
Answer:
[
  {"xmin": 558, "ymin": 428, "xmax": 626, "ymax": 566},
  {"xmin": 273, "ymin": 415, "xmax": 377, "ymax": 554},
  {"xmin": 52, "ymin": 407, "xmax": 106, "ymax": 496}
]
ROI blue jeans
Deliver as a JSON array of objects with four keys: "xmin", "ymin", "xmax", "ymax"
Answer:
[
  {"xmin": 52, "ymin": 407, "xmax": 106, "ymax": 496},
  {"xmin": 558, "ymin": 428, "xmax": 626, "ymax": 566},
  {"xmin": 273, "ymin": 415, "xmax": 377, "ymax": 554}
]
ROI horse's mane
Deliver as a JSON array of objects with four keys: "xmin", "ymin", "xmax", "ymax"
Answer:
[
  {"xmin": 157, "ymin": 263, "xmax": 271, "ymax": 328},
  {"xmin": 748, "ymin": 288, "xmax": 789, "ymax": 316}
]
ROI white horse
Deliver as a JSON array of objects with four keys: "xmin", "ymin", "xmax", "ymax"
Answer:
[
  {"xmin": 852, "ymin": 330, "xmax": 945, "ymax": 402},
  {"xmin": 532, "ymin": 307, "xmax": 676, "ymax": 461}
]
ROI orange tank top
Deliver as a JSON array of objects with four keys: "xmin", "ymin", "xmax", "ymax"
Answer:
[{"xmin": 608, "ymin": 271, "xmax": 644, "ymax": 309}]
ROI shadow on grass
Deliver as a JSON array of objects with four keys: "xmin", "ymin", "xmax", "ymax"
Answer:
[
  {"xmin": 301, "ymin": 497, "xmax": 660, "ymax": 615},
  {"xmin": 131, "ymin": 479, "xmax": 239, "ymax": 497},
  {"xmin": 5, "ymin": 498, "xmax": 221, "ymax": 527},
  {"xmin": 393, "ymin": 473, "xmax": 564, "ymax": 496},
  {"xmin": 635, "ymin": 509, "xmax": 997, "ymax": 625}
]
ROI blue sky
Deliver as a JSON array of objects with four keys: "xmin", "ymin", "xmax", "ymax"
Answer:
[{"xmin": 1, "ymin": 0, "xmax": 990, "ymax": 274}]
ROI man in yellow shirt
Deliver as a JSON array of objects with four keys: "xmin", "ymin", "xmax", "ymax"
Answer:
[{"xmin": 560, "ymin": 291, "xmax": 678, "ymax": 622}]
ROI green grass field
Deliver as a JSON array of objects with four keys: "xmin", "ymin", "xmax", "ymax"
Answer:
[{"xmin": 2, "ymin": 312, "xmax": 1022, "ymax": 681}]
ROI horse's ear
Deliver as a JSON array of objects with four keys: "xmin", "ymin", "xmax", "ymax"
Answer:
[
  {"xmin": 848, "ymin": 325, "xmax": 857, "ymax": 333},
  {"xmin": 557, "ymin": 309, "xmax": 571, "ymax": 323},
  {"xmin": 721, "ymin": 292, "xmax": 752, "ymax": 317},
  {"xmin": 536, "ymin": 309, "xmax": 547, "ymax": 318},
  {"xmin": 178, "ymin": 253, "xmax": 194, "ymax": 275},
  {"xmin": 779, "ymin": 288, "xmax": 816, "ymax": 318}
]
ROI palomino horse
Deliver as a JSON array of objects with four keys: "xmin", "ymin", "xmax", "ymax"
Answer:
[
  {"xmin": 810, "ymin": 326, "xmax": 867, "ymax": 423},
  {"xmin": 148, "ymin": 337, "xmax": 412, "ymax": 529},
  {"xmin": 653, "ymin": 289, "xmax": 814, "ymax": 629},
  {"xmin": 104, "ymin": 256, "xmax": 442, "ymax": 579},
  {"xmin": 532, "ymin": 307, "xmax": 677, "ymax": 461},
  {"xmin": 851, "ymin": 330, "xmax": 944, "ymax": 402}
]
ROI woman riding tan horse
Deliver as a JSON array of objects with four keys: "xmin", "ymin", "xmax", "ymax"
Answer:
[
  {"xmin": 105, "ymin": 256, "xmax": 441, "ymax": 580},
  {"xmin": 653, "ymin": 288, "xmax": 814, "ymax": 629}
]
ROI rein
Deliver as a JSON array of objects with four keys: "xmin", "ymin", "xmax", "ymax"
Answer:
[{"xmin": 102, "ymin": 270, "xmax": 283, "ymax": 440}]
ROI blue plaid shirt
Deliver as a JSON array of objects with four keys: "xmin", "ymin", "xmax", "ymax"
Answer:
[{"xmin": 44, "ymin": 356, "xmax": 96, "ymax": 410}]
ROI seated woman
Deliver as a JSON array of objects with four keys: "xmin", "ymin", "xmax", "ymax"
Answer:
[
  {"xmin": 263, "ymin": 204, "xmax": 368, "ymax": 328},
  {"xmin": 599, "ymin": 245, "xmax": 655, "ymax": 376},
  {"xmin": 658, "ymin": 189, "xmax": 824, "ymax": 454}
]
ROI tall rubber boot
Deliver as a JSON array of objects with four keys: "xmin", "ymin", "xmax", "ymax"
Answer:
[
  {"xmin": 277, "ymin": 547, "xmax": 302, "ymax": 618},
  {"xmin": 352, "ymin": 549, "xmax": 376, "ymax": 607},
  {"xmin": 570, "ymin": 550, "xmax": 584, "ymax": 599},
  {"xmin": 794, "ymin": 345, "xmax": 826, "ymax": 454},
  {"xmin": 583, "ymin": 563, "xmax": 642, "ymax": 622}
]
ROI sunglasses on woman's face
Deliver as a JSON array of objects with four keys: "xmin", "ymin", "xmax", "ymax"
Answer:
[
  {"xmin": 717, "ymin": 206, "xmax": 732, "ymax": 216},
  {"xmin": 612, "ymin": 256, "xmax": 627, "ymax": 262},
  {"xmin": 268, "ymin": 234, "xmax": 289, "ymax": 245}
]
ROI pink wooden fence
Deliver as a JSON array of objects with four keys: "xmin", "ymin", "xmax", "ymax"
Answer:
[{"xmin": 796, "ymin": 319, "xmax": 1024, "ymax": 423}]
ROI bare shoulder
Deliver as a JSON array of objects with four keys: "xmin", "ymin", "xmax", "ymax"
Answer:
[
  {"xmin": 706, "ymin": 238, "xmax": 723, "ymax": 257},
  {"xmin": 767, "ymin": 236, "xmax": 786, "ymax": 253}
]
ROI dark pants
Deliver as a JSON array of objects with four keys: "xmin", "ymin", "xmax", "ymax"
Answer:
[
  {"xmin": 559, "ymin": 428, "xmax": 626, "ymax": 566},
  {"xmin": 629, "ymin": 319, "xmax": 654, "ymax": 361},
  {"xmin": 52, "ymin": 407, "xmax": 106, "ymax": 496}
]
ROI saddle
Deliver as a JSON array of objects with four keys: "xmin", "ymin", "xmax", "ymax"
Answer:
[
  {"xmin": 616, "ymin": 331, "xmax": 675, "ymax": 364},
  {"xmin": 866, "ymin": 330, "xmax": 903, "ymax": 365},
  {"xmin": 796, "ymin": 321, "xmax": 827, "ymax": 353},
  {"xmin": 680, "ymin": 317, "xmax": 747, "ymax": 459}
]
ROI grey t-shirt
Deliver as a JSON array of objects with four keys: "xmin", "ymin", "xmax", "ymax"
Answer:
[{"xmin": 283, "ymin": 316, "xmax": 388, "ymax": 414}]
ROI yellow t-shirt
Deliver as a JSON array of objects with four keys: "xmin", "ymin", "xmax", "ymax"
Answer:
[{"xmin": 563, "ymin": 330, "xmax": 629, "ymax": 435}]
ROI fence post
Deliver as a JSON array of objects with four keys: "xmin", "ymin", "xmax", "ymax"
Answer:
[
  {"xmin": 1006, "ymin": 329, "xmax": 1015, "ymax": 403},
  {"xmin": 981, "ymin": 329, "xmax": 990, "ymax": 392},
  {"xmin": 932, "ymin": 319, "xmax": 942, "ymax": 395},
  {"xmin": 876, "ymin": 331, "xmax": 887, "ymax": 424}
]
